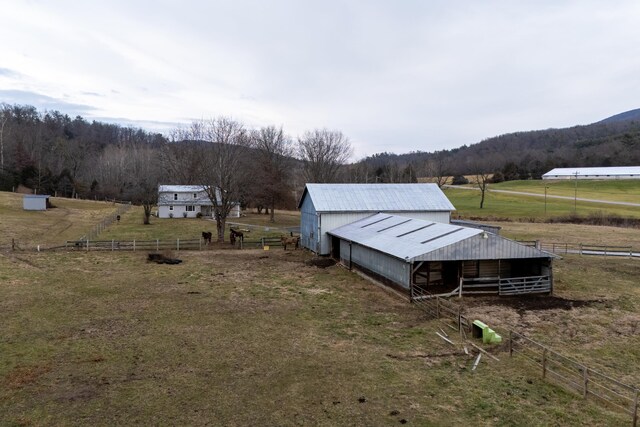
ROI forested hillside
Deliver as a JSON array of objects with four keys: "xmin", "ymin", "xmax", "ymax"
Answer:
[{"xmin": 349, "ymin": 111, "xmax": 640, "ymax": 183}]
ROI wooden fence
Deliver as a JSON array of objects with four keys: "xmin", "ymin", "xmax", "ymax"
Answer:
[
  {"xmin": 65, "ymin": 238, "xmax": 202, "ymax": 251},
  {"xmin": 518, "ymin": 240, "xmax": 638, "ymax": 258},
  {"xmin": 410, "ymin": 288, "xmax": 639, "ymax": 426}
]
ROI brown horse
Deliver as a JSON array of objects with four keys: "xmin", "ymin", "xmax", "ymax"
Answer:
[
  {"xmin": 230, "ymin": 228, "xmax": 244, "ymax": 245},
  {"xmin": 280, "ymin": 235, "xmax": 300, "ymax": 250}
]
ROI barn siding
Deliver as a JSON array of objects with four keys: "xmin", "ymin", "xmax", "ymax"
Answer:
[
  {"xmin": 351, "ymin": 244, "xmax": 409, "ymax": 289},
  {"xmin": 300, "ymin": 195, "xmax": 319, "ymax": 252}
]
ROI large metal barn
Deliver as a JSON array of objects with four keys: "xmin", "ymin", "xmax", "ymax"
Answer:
[
  {"xmin": 327, "ymin": 213, "xmax": 555, "ymax": 299},
  {"xmin": 298, "ymin": 183, "xmax": 455, "ymax": 255}
]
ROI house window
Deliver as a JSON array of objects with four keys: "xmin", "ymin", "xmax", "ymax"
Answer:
[
  {"xmin": 169, "ymin": 205, "xmax": 174, "ymax": 211},
  {"xmin": 186, "ymin": 205, "xmax": 195, "ymax": 212},
  {"xmin": 193, "ymin": 193, "xmax": 197, "ymax": 199},
  {"xmin": 173, "ymin": 193, "xmax": 178, "ymax": 200}
]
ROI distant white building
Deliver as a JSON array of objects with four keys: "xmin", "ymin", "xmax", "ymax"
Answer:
[
  {"xmin": 542, "ymin": 167, "xmax": 640, "ymax": 180},
  {"xmin": 157, "ymin": 185, "xmax": 241, "ymax": 219}
]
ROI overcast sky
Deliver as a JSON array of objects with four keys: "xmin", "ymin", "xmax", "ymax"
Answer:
[{"xmin": 1, "ymin": 1, "xmax": 640, "ymax": 158}]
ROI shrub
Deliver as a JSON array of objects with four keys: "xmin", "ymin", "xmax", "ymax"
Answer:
[
  {"xmin": 451, "ymin": 175, "xmax": 469, "ymax": 185},
  {"xmin": 196, "ymin": 212, "xmax": 203, "ymax": 219}
]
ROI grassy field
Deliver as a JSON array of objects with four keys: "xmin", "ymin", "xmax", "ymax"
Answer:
[
  {"xmin": 0, "ymin": 192, "xmax": 121, "ymax": 248},
  {"xmin": 444, "ymin": 186, "xmax": 640, "ymax": 219},
  {"xmin": 2, "ymin": 192, "xmax": 640, "ymax": 424},
  {"xmin": 491, "ymin": 179, "xmax": 640, "ymax": 204},
  {"xmin": 0, "ymin": 249, "xmax": 632, "ymax": 426}
]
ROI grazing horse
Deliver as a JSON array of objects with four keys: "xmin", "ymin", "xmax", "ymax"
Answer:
[
  {"xmin": 230, "ymin": 228, "xmax": 244, "ymax": 245},
  {"xmin": 280, "ymin": 235, "xmax": 300, "ymax": 250},
  {"xmin": 202, "ymin": 231, "xmax": 212, "ymax": 245}
]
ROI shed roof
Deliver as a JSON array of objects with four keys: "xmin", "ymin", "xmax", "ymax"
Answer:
[
  {"xmin": 543, "ymin": 166, "xmax": 640, "ymax": 178},
  {"xmin": 23, "ymin": 194, "xmax": 50, "ymax": 199},
  {"xmin": 298, "ymin": 183, "xmax": 455, "ymax": 212},
  {"xmin": 328, "ymin": 213, "xmax": 553, "ymax": 262}
]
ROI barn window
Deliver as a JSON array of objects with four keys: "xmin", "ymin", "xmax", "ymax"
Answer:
[
  {"xmin": 186, "ymin": 205, "xmax": 195, "ymax": 212},
  {"xmin": 169, "ymin": 205, "xmax": 174, "ymax": 211},
  {"xmin": 173, "ymin": 193, "xmax": 178, "ymax": 200}
]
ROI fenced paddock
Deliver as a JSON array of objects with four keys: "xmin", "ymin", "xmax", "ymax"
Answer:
[{"xmin": 410, "ymin": 288, "xmax": 639, "ymax": 426}]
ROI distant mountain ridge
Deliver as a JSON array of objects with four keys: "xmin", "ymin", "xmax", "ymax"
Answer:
[
  {"xmin": 354, "ymin": 108, "xmax": 640, "ymax": 181},
  {"xmin": 598, "ymin": 108, "xmax": 640, "ymax": 124}
]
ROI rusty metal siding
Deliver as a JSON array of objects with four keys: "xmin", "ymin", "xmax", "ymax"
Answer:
[{"xmin": 351, "ymin": 244, "xmax": 410, "ymax": 289}]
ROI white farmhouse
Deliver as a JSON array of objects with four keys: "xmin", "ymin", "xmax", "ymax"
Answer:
[{"xmin": 157, "ymin": 185, "xmax": 241, "ymax": 219}]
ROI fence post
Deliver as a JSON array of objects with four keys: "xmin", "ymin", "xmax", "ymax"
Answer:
[
  {"xmin": 579, "ymin": 243, "xmax": 582, "ymax": 256},
  {"xmin": 633, "ymin": 388, "xmax": 638, "ymax": 427},
  {"xmin": 542, "ymin": 348, "xmax": 548, "ymax": 379},
  {"xmin": 133, "ymin": 240, "xmax": 136, "ymax": 251},
  {"xmin": 582, "ymin": 366, "xmax": 589, "ymax": 398},
  {"xmin": 156, "ymin": 239, "xmax": 159, "ymax": 251},
  {"xmin": 177, "ymin": 239, "xmax": 180, "ymax": 251},
  {"xmin": 199, "ymin": 238, "xmax": 202, "ymax": 251},
  {"xmin": 457, "ymin": 307, "xmax": 461, "ymax": 332},
  {"xmin": 261, "ymin": 237, "xmax": 265, "ymax": 248},
  {"xmin": 112, "ymin": 239, "xmax": 114, "ymax": 251},
  {"xmin": 86, "ymin": 238, "xmax": 89, "ymax": 252},
  {"xmin": 436, "ymin": 297, "xmax": 440, "ymax": 319},
  {"xmin": 509, "ymin": 330, "xmax": 513, "ymax": 357}
]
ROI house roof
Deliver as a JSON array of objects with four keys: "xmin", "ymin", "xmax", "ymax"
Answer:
[
  {"xmin": 158, "ymin": 185, "xmax": 207, "ymax": 193},
  {"xmin": 327, "ymin": 213, "xmax": 554, "ymax": 262},
  {"xmin": 542, "ymin": 166, "xmax": 640, "ymax": 178},
  {"xmin": 297, "ymin": 183, "xmax": 455, "ymax": 212}
]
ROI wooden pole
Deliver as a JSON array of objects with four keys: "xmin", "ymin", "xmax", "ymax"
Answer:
[
  {"xmin": 582, "ymin": 366, "xmax": 589, "ymax": 398},
  {"xmin": 436, "ymin": 298, "xmax": 440, "ymax": 319},
  {"xmin": 156, "ymin": 239, "xmax": 159, "ymax": 251},
  {"xmin": 509, "ymin": 330, "xmax": 513, "ymax": 357},
  {"xmin": 632, "ymin": 388, "xmax": 638, "ymax": 427},
  {"xmin": 133, "ymin": 240, "xmax": 136, "ymax": 251},
  {"xmin": 542, "ymin": 348, "xmax": 548, "ymax": 379}
]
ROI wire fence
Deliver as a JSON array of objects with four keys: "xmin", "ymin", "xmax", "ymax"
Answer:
[
  {"xmin": 78, "ymin": 202, "xmax": 132, "ymax": 241},
  {"xmin": 410, "ymin": 287, "xmax": 639, "ymax": 426}
]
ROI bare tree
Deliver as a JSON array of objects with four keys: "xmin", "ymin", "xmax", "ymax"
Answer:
[
  {"xmin": 251, "ymin": 126, "xmax": 294, "ymax": 222},
  {"xmin": 297, "ymin": 129, "xmax": 352, "ymax": 183},
  {"xmin": 124, "ymin": 145, "xmax": 162, "ymax": 224},
  {"xmin": 425, "ymin": 151, "xmax": 450, "ymax": 187},
  {"xmin": 170, "ymin": 117, "xmax": 251, "ymax": 242},
  {"xmin": 0, "ymin": 103, "xmax": 9, "ymax": 173}
]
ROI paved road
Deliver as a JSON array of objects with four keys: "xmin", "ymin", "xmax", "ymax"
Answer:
[{"xmin": 442, "ymin": 185, "xmax": 640, "ymax": 207}]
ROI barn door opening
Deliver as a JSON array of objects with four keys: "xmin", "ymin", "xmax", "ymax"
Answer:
[{"xmin": 331, "ymin": 236, "xmax": 341, "ymax": 260}]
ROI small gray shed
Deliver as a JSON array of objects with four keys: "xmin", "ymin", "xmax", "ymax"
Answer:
[
  {"xmin": 328, "ymin": 213, "xmax": 555, "ymax": 299},
  {"xmin": 298, "ymin": 183, "xmax": 455, "ymax": 255},
  {"xmin": 23, "ymin": 195, "xmax": 50, "ymax": 211}
]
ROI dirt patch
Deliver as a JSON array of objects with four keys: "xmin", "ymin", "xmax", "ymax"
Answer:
[
  {"xmin": 4, "ymin": 365, "xmax": 51, "ymax": 388},
  {"xmin": 305, "ymin": 258, "xmax": 336, "ymax": 268},
  {"xmin": 467, "ymin": 295, "xmax": 601, "ymax": 313}
]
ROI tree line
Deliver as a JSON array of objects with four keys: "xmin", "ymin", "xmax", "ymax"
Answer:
[{"xmin": 0, "ymin": 104, "xmax": 353, "ymax": 240}]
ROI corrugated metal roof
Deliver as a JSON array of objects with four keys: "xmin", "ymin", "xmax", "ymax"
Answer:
[
  {"xmin": 543, "ymin": 167, "xmax": 640, "ymax": 178},
  {"xmin": 328, "ymin": 213, "xmax": 553, "ymax": 262},
  {"xmin": 158, "ymin": 185, "xmax": 206, "ymax": 193},
  {"xmin": 298, "ymin": 183, "xmax": 456, "ymax": 212}
]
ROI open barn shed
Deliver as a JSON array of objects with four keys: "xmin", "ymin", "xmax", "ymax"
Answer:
[
  {"xmin": 298, "ymin": 183, "xmax": 455, "ymax": 255},
  {"xmin": 23, "ymin": 194, "xmax": 51, "ymax": 211},
  {"xmin": 328, "ymin": 213, "xmax": 555, "ymax": 299}
]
